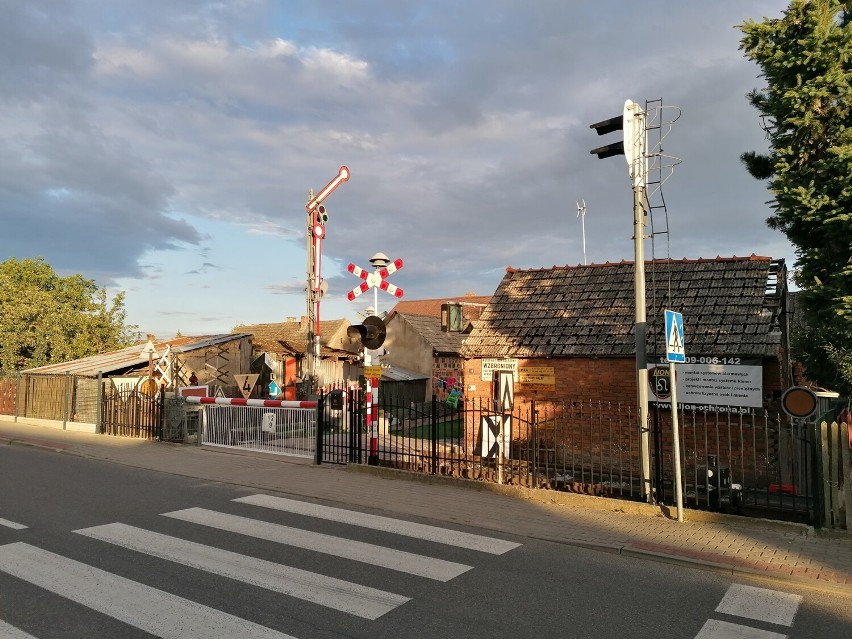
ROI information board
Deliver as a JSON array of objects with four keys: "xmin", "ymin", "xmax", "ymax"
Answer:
[{"xmin": 649, "ymin": 356, "xmax": 763, "ymax": 412}]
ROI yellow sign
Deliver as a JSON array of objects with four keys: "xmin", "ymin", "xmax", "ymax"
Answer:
[
  {"xmin": 518, "ymin": 366, "xmax": 555, "ymax": 391},
  {"xmin": 364, "ymin": 366, "xmax": 383, "ymax": 380},
  {"xmin": 140, "ymin": 378, "xmax": 159, "ymax": 396},
  {"xmin": 234, "ymin": 374, "xmax": 260, "ymax": 399}
]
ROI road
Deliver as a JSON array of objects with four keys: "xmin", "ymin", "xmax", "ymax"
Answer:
[{"xmin": 0, "ymin": 445, "xmax": 850, "ymax": 638}]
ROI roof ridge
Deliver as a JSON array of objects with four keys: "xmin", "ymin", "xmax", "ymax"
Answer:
[{"xmin": 505, "ymin": 254, "xmax": 772, "ymax": 274}]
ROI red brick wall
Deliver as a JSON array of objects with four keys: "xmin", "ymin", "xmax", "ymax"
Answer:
[{"xmin": 463, "ymin": 357, "xmax": 639, "ymax": 406}]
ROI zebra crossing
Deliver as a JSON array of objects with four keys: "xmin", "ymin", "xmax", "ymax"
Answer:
[
  {"xmin": 694, "ymin": 583, "xmax": 803, "ymax": 639},
  {"xmin": 0, "ymin": 494, "xmax": 521, "ymax": 638}
]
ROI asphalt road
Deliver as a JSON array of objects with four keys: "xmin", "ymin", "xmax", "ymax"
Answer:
[{"xmin": 1, "ymin": 445, "xmax": 850, "ymax": 639}]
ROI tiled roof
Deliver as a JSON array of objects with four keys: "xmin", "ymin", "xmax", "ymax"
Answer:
[
  {"xmin": 233, "ymin": 319, "xmax": 349, "ymax": 356},
  {"xmin": 24, "ymin": 334, "xmax": 250, "ymax": 377},
  {"xmin": 389, "ymin": 295, "xmax": 492, "ymax": 320},
  {"xmin": 395, "ymin": 313, "xmax": 467, "ymax": 355},
  {"xmin": 462, "ymin": 256, "xmax": 784, "ymax": 359}
]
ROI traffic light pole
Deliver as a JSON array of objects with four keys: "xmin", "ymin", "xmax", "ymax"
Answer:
[
  {"xmin": 633, "ymin": 176, "xmax": 652, "ymax": 503},
  {"xmin": 591, "ymin": 100, "xmax": 652, "ymax": 503}
]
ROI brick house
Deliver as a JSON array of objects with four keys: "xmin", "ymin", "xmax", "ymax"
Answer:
[{"xmin": 461, "ymin": 255, "xmax": 789, "ymax": 413}]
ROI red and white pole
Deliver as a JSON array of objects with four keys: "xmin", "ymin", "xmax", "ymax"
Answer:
[{"xmin": 368, "ymin": 377, "xmax": 380, "ymax": 464}]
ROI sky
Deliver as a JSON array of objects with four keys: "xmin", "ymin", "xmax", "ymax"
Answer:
[{"xmin": 0, "ymin": 0, "xmax": 796, "ymax": 339}]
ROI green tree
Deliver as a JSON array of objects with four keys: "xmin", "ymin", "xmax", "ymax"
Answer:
[
  {"xmin": 0, "ymin": 257, "xmax": 136, "ymax": 372},
  {"xmin": 739, "ymin": 0, "xmax": 852, "ymax": 395}
]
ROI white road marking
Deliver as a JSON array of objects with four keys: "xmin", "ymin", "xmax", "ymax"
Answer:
[
  {"xmin": 695, "ymin": 619, "xmax": 787, "ymax": 639},
  {"xmin": 0, "ymin": 542, "xmax": 297, "ymax": 639},
  {"xmin": 163, "ymin": 507, "xmax": 472, "ymax": 582},
  {"xmin": 715, "ymin": 583, "xmax": 802, "ymax": 627},
  {"xmin": 74, "ymin": 522, "xmax": 409, "ymax": 620},
  {"xmin": 234, "ymin": 494, "xmax": 521, "ymax": 555},
  {"xmin": 0, "ymin": 518, "xmax": 27, "ymax": 530},
  {"xmin": 0, "ymin": 619, "xmax": 38, "ymax": 638}
]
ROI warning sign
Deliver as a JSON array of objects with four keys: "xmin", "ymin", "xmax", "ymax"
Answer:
[
  {"xmin": 363, "ymin": 366, "xmax": 383, "ymax": 380},
  {"xmin": 234, "ymin": 374, "xmax": 259, "ymax": 399}
]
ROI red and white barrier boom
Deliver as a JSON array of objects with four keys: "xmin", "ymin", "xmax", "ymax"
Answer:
[{"xmin": 184, "ymin": 396, "xmax": 317, "ymax": 409}]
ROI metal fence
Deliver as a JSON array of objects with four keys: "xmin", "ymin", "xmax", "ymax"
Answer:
[
  {"xmin": 651, "ymin": 407, "xmax": 815, "ymax": 522},
  {"xmin": 319, "ymin": 391, "xmax": 823, "ymax": 524},
  {"xmin": 319, "ymin": 392, "xmax": 644, "ymax": 497}
]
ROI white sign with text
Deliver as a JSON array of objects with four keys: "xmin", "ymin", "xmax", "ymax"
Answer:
[{"xmin": 649, "ymin": 356, "xmax": 763, "ymax": 411}]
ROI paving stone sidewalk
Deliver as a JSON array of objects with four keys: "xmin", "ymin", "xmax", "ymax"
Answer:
[{"xmin": 1, "ymin": 419, "xmax": 850, "ymax": 593}]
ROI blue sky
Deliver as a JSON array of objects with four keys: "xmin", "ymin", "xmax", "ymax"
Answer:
[{"xmin": 0, "ymin": 0, "xmax": 795, "ymax": 338}]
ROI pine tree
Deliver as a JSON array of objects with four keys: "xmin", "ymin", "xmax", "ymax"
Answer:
[{"xmin": 739, "ymin": 0, "xmax": 852, "ymax": 395}]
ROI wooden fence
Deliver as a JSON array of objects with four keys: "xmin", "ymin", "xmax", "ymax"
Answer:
[{"xmin": 818, "ymin": 421, "xmax": 852, "ymax": 531}]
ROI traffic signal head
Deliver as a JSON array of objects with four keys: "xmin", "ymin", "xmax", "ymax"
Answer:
[
  {"xmin": 589, "ymin": 115, "xmax": 623, "ymax": 136},
  {"xmin": 590, "ymin": 114, "xmax": 625, "ymax": 159},
  {"xmin": 347, "ymin": 315, "xmax": 386, "ymax": 349}
]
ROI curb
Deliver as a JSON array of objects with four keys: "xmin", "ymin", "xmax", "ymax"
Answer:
[
  {"xmin": 0, "ymin": 435, "xmax": 69, "ymax": 453},
  {"xmin": 345, "ymin": 463, "xmax": 814, "ymax": 535}
]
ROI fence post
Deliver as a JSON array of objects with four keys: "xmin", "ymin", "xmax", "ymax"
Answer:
[
  {"xmin": 96, "ymin": 372, "xmax": 103, "ymax": 434},
  {"xmin": 431, "ymin": 394, "xmax": 438, "ymax": 475},
  {"xmin": 531, "ymin": 400, "xmax": 537, "ymax": 488},
  {"xmin": 841, "ymin": 422, "xmax": 851, "ymax": 532},
  {"xmin": 63, "ymin": 371, "xmax": 71, "ymax": 430},
  {"xmin": 13, "ymin": 372, "xmax": 20, "ymax": 423},
  {"xmin": 314, "ymin": 392, "xmax": 324, "ymax": 465}
]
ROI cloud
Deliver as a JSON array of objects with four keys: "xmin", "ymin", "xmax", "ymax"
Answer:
[{"xmin": 0, "ymin": 0, "xmax": 796, "ymax": 335}]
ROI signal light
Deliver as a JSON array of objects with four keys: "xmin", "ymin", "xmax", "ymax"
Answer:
[{"xmin": 347, "ymin": 315, "xmax": 386, "ymax": 349}]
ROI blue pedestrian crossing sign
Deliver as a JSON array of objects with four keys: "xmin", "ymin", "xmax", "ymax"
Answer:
[{"xmin": 665, "ymin": 309, "xmax": 685, "ymax": 363}]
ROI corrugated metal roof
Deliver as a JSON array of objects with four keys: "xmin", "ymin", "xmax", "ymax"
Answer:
[
  {"xmin": 380, "ymin": 365, "xmax": 429, "ymax": 381},
  {"xmin": 24, "ymin": 334, "xmax": 251, "ymax": 377}
]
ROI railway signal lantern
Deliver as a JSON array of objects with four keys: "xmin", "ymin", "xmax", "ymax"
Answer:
[{"xmin": 347, "ymin": 315, "xmax": 386, "ymax": 349}]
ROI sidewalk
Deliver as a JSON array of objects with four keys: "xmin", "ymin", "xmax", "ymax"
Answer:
[{"xmin": 2, "ymin": 419, "xmax": 850, "ymax": 593}]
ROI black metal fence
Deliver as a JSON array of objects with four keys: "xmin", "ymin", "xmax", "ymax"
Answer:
[
  {"xmin": 319, "ymin": 391, "xmax": 817, "ymax": 523},
  {"xmin": 651, "ymin": 406, "xmax": 815, "ymax": 522},
  {"xmin": 319, "ymin": 391, "xmax": 644, "ymax": 497}
]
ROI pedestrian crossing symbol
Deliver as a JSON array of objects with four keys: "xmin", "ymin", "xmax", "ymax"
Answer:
[{"xmin": 664, "ymin": 309, "xmax": 685, "ymax": 363}]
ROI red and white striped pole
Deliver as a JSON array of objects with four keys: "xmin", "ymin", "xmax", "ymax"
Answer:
[
  {"xmin": 184, "ymin": 396, "xmax": 318, "ymax": 409},
  {"xmin": 367, "ymin": 377, "xmax": 380, "ymax": 465}
]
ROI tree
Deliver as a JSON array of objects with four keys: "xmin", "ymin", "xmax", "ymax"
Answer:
[
  {"xmin": 0, "ymin": 257, "xmax": 137, "ymax": 372},
  {"xmin": 739, "ymin": 0, "xmax": 852, "ymax": 395}
]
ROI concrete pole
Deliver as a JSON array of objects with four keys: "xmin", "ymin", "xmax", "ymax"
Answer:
[{"xmin": 634, "ymin": 175, "xmax": 652, "ymax": 502}]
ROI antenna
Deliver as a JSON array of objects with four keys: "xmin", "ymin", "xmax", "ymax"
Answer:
[{"xmin": 576, "ymin": 199, "xmax": 587, "ymax": 265}]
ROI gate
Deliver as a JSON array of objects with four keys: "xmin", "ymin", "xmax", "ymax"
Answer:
[
  {"xmin": 101, "ymin": 386, "xmax": 162, "ymax": 439},
  {"xmin": 651, "ymin": 406, "xmax": 817, "ymax": 523},
  {"xmin": 187, "ymin": 396, "xmax": 319, "ymax": 459}
]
